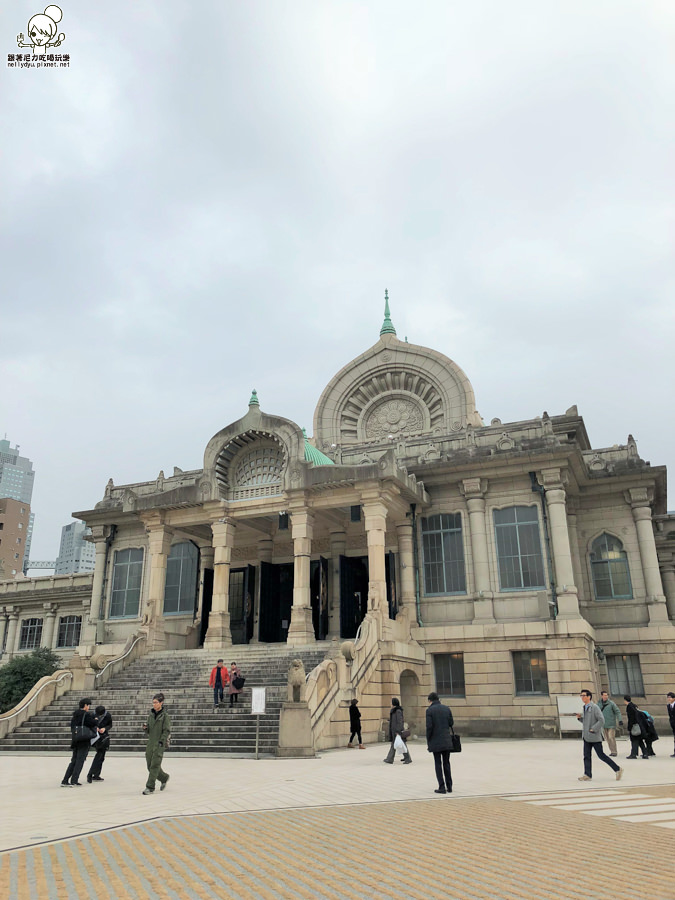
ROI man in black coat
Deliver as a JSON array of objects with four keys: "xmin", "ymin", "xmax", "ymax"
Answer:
[
  {"xmin": 61, "ymin": 698, "xmax": 97, "ymax": 787},
  {"xmin": 426, "ymin": 692, "xmax": 454, "ymax": 794},
  {"xmin": 667, "ymin": 691, "xmax": 675, "ymax": 757},
  {"xmin": 87, "ymin": 705, "xmax": 113, "ymax": 782}
]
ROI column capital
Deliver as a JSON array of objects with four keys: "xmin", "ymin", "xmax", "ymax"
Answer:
[
  {"xmin": 362, "ymin": 500, "xmax": 388, "ymax": 522},
  {"xmin": 87, "ymin": 524, "xmax": 113, "ymax": 544},
  {"xmin": 42, "ymin": 603, "xmax": 57, "ymax": 616},
  {"xmin": 290, "ymin": 509, "xmax": 314, "ymax": 540},
  {"xmin": 211, "ymin": 518, "xmax": 236, "ymax": 546},
  {"xmin": 145, "ymin": 525, "xmax": 174, "ymax": 556},
  {"xmin": 538, "ymin": 467, "xmax": 569, "ymax": 490},
  {"xmin": 459, "ymin": 477, "xmax": 488, "ymax": 499},
  {"xmin": 6, "ymin": 606, "xmax": 19, "ymax": 620},
  {"xmin": 624, "ymin": 487, "xmax": 654, "ymax": 509}
]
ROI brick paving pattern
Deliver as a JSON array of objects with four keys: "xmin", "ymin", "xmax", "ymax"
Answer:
[{"xmin": 2, "ymin": 792, "xmax": 675, "ymax": 900}]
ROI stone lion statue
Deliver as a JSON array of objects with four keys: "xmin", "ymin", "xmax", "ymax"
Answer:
[{"xmin": 287, "ymin": 658, "xmax": 306, "ymax": 702}]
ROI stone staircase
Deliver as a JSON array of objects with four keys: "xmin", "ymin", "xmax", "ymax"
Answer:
[{"xmin": 0, "ymin": 644, "xmax": 330, "ymax": 756}]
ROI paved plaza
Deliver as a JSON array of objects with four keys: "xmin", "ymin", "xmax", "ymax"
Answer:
[{"xmin": 1, "ymin": 737, "xmax": 674, "ymax": 899}]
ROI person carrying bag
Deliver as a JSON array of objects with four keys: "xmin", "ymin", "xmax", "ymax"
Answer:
[{"xmin": 61, "ymin": 698, "xmax": 97, "ymax": 787}]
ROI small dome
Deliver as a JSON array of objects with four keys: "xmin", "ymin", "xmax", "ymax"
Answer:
[{"xmin": 303, "ymin": 429, "xmax": 334, "ymax": 466}]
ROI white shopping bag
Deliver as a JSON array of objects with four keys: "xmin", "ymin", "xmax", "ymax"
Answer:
[{"xmin": 394, "ymin": 734, "xmax": 406, "ymax": 752}]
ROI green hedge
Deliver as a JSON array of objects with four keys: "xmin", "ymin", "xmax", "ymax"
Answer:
[{"xmin": 0, "ymin": 648, "xmax": 63, "ymax": 713}]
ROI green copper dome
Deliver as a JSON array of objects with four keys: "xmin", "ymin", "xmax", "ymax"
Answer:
[
  {"xmin": 380, "ymin": 289, "xmax": 397, "ymax": 336},
  {"xmin": 303, "ymin": 428, "xmax": 334, "ymax": 466}
]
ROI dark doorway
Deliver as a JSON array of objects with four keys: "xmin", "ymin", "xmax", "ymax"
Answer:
[
  {"xmin": 311, "ymin": 556, "xmax": 329, "ymax": 640},
  {"xmin": 259, "ymin": 561, "xmax": 294, "ymax": 642},
  {"xmin": 199, "ymin": 568, "xmax": 214, "ymax": 646},
  {"xmin": 230, "ymin": 565, "xmax": 256, "ymax": 645},
  {"xmin": 339, "ymin": 555, "xmax": 369, "ymax": 638},
  {"xmin": 386, "ymin": 551, "xmax": 398, "ymax": 620}
]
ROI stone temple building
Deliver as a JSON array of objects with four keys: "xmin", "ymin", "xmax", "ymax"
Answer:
[{"xmin": 1, "ymin": 298, "xmax": 674, "ymax": 739}]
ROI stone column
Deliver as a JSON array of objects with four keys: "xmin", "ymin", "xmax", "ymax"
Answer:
[
  {"xmin": 42, "ymin": 603, "xmax": 57, "ymax": 650},
  {"xmin": 287, "ymin": 510, "xmax": 315, "ymax": 646},
  {"xmin": 204, "ymin": 518, "xmax": 235, "ymax": 648},
  {"xmin": 252, "ymin": 536, "xmax": 274, "ymax": 643},
  {"xmin": 144, "ymin": 525, "xmax": 174, "ymax": 650},
  {"xmin": 197, "ymin": 546, "xmax": 214, "ymax": 622},
  {"xmin": 540, "ymin": 469, "xmax": 580, "ymax": 618},
  {"xmin": 396, "ymin": 522, "xmax": 416, "ymax": 617},
  {"xmin": 328, "ymin": 530, "xmax": 345, "ymax": 638},
  {"xmin": 0, "ymin": 610, "xmax": 9, "ymax": 657},
  {"xmin": 82, "ymin": 526, "xmax": 111, "ymax": 645},
  {"xmin": 566, "ymin": 500, "xmax": 585, "ymax": 601},
  {"xmin": 625, "ymin": 488, "xmax": 668, "ymax": 623},
  {"xmin": 5, "ymin": 608, "xmax": 19, "ymax": 659},
  {"xmin": 363, "ymin": 500, "xmax": 388, "ymax": 616},
  {"xmin": 460, "ymin": 478, "xmax": 495, "ymax": 622},
  {"xmin": 660, "ymin": 563, "xmax": 675, "ymax": 622}
]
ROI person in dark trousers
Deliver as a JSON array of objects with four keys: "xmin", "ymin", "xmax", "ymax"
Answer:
[
  {"xmin": 87, "ymin": 705, "xmax": 112, "ymax": 782},
  {"xmin": 209, "ymin": 659, "xmax": 229, "ymax": 711},
  {"xmin": 624, "ymin": 695, "xmax": 649, "ymax": 759},
  {"xmin": 228, "ymin": 662, "xmax": 242, "ymax": 707},
  {"xmin": 598, "ymin": 690, "xmax": 622, "ymax": 757},
  {"xmin": 383, "ymin": 697, "xmax": 411, "ymax": 764},
  {"xmin": 61, "ymin": 698, "xmax": 97, "ymax": 787},
  {"xmin": 575, "ymin": 689, "xmax": 623, "ymax": 781},
  {"xmin": 142, "ymin": 693, "xmax": 171, "ymax": 794},
  {"xmin": 426, "ymin": 692, "xmax": 454, "ymax": 794},
  {"xmin": 667, "ymin": 692, "xmax": 675, "ymax": 757},
  {"xmin": 347, "ymin": 699, "xmax": 365, "ymax": 749},
  {"xmin": 640, "ymin": 707, "xmax": 658, "ymax": 756}
]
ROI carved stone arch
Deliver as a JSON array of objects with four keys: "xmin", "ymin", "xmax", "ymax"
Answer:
[
  {"xmin": 313, "ymin": 336, "xmax": 481, "ymax": 448},
  {"xmin": 216, "ymin": 431, "xmax": 286, "ymax": 501}
]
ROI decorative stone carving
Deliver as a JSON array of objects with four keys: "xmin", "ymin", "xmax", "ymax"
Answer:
[
  {"xmin": 490, "ymin": 417, "xmax": 502, "ymax": 426},
  {"xmin": 466, "ymin": 425, "xmax": 476, "ymax": 448},
  {"xmin": 588, "ymin": 454, "xmax": 607, "ymax": 472},
  {"xmin": 627, "ymin": 434, "xmax": 639, "ymax": 459},
  {"xmin": 496, "ymin": 433, "xmax": 515, "ymax": 451},
  {"xmin": 89, "ymin": 653, "xmax": 108, "ymax": 672},
  {"xmin": 199, "ymin": 479, "xmax": 213, "ymax": 501},
  {"xmin": 341, "ymin": 640, "xmax": 355, "ymax": 663},
  {"xmin": 156, "ymin": 470, "xmax": 165, "ymax": 491},
  {"xmin": 364, "ymin": 397, "xmax": 425, "ymax": 441},
  {"xmin": 231, "ymin": 546, "xmax": 259, "ymax": 561},
  {"xmin": 287, "ymin": 658, "xmax": 306, "ymax": 702},
  {"xmin": 122, "ymin": 489, "xmax": 137, "ymax": 512},
  {"xmin": 450, "ymin": 421, "xmax": 463, "ymax": 432},
  {"xmin": 418, "ymin": 443, "xmax": 441, "ymax": 464},
  {"xmin": 104, "ymin": 478, "xmax": 114, "ymax": 498}
]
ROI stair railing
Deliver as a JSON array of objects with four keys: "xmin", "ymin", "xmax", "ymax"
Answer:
[
  {"xmin": 0, "ymin": 670, "xmax": 73, "ymax": 740},
  {"xmin": 94, "ymin": 632, "xmax": 147, "ymax": 688}
]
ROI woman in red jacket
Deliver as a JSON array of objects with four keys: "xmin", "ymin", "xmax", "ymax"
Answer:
[{"xmin": 209, "ymin": 659, "xmax": 230, "ymax": 711}]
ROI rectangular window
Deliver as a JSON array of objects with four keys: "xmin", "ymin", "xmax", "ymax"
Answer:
[
  {"xmin": 433, "ymin": 652, "xmax": 466, "ymax": 697},
  {"xmin": 513, "ymin": 650, "xmax": 549, "ymax": 695},
  {"xmin": 607, "ymin": 654, "xmax": 644, "ymax": 696},
  {"xmin": 19, "ymin": 618, "xmax": 43, "ymax": 650},
  {"xmin": 494, "ymin": 506, "xmax": 546, "ymax": 591},
  {"xmin": 421, "ymin": 514, "xmax": 467, "ymax": 595},
  {"xmin": 163, "ymin": 543, "xmax": 199, "ymax": 615},
  {"xmin": 57, "ymin": 615, "xmax": 82, "ymax": 648},
  {"xmin": 110, "ymin": 548, "xmax": 144, "ymax": 618}
]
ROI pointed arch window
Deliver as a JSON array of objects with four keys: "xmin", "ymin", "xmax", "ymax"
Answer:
[{"xmin": 590, "ymin": 533, "xmax": 632, "ymax": 600}]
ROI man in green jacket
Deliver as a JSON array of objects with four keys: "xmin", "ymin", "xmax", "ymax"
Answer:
[
  {"xmin": 599, "ymin": 690, "xmax": 622, "ymax": 757},
  {"xmin": 142, "ymin": 693, "xmax": 171, "ymax": 795}
]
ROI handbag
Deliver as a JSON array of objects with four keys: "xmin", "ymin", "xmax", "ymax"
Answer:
[
  {"xmin": 72, "ymin": 723, "xmax": 96, "ymax": 743},
  {"xmin": 630, "ymin": 723, "xmax": 642, "ymax": 737},
  {"xmin": 449, "ymin": 726, "xmax": 462, "ymax": 753},
  {"xmin": 401, "ymin": 729, "xmax": 411, "ymax": 741},
  {"xmin": 233, "ymin": 675, "xmax": 245, "ymax": 690}
]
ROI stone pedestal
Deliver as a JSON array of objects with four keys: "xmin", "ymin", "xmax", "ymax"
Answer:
[{"xmin": 276, "ymin": 702, "xmax": 315, "ymax": 757}]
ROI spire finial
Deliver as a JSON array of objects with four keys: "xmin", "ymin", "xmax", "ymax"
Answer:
[
  {"xmin": 249, "ymin": 389, "xmax": 259, "ymax": 407},
  {"xmin": 302, "ymin": 427, "xmax": 308, "ymax": 439},
  {"xmin": 380, "ymin": 288, "xmax": 397, "ymax": 336}
]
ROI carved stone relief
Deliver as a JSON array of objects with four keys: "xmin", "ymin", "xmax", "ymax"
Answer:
[{"xmin": 364, "ymin": 398, "xmax": 425, "ymax": 440}]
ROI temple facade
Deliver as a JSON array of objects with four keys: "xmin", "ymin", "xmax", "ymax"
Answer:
[{"xmin": 2, "ymin": 299, "xmax": 674, "ymax": 736}]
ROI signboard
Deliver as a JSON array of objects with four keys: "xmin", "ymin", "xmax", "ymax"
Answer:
[
  {"xmin": 557, "ymin": 695, "xmax": 583, "ymax": 737},
  {"xmin": 251, "ymin": 687, "xmax": 266, "ymax": 715}
]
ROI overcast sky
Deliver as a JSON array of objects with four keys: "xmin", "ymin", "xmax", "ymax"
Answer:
[{"xmin": 2, "ymin": 0, "xmax": 674, "ymax": 563}]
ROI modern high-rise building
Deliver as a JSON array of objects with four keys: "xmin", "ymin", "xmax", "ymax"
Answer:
[
  {"xmin": 54, "ymin": 521, "xmax": 96, "ymax": 574},
  {"xmin": 0, "ymin": 439, "xmax": 35, "ymax": 505}
]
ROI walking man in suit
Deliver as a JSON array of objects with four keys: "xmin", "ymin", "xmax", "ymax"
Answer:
[
  {"xmin": 426, "ymin": 692, "xmax": 454, "ymax": 794},
  {"xmin": 667, "ymin": 692, "xmax": 675, "ymax": 757},
  {"xmin": 576, "ymin": 689, "xmax": 623, "ymax": 782},
  {"xmin": 87, "ymin": 704, "xmax": 112, "ymax": 782}
]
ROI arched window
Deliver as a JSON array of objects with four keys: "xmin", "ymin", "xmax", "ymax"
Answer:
[{"xmin": 590, "ymin": 533, "xmax": 632, "ymax": 600}]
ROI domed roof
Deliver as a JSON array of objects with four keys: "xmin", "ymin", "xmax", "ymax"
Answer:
[
  {"xmin": 303, "ymin": 429, "xmax": 334, "ymax": 466},
  {"xmin": 313, "ymin": 293, "xmax": 482, "ymax": 451}
]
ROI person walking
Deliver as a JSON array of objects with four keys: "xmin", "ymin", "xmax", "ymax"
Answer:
[
  {"xmin": 61, "ymin": 698, "xmax": 97, "ymax": 787},
  {"xmin": 575, "ymin": 689, "xmax": 623, "ymax": 781},
  {"xmin": 640, "ymin": 707, "xmax": 659, "ymax": 756},
  {"xmin": 383, "ymin": 698, "xmax": 411, "ymax": 764},
  {"xmin": 209, "ymin": 659, "xmax": 230, "ymax": 711},
  {"xmin": 87, "ymin": 704, "xmax": 112, "ymax": 782},
  {"xmin": 426, "ymin": 692, "xmax": 454, "ymax": 794},
  {"xmin": 347, "ymin": 699, "xmax": 365, "ymax": 749},
  {"xmin": 624, "ymin": 695, "xmax": 649, "ymax": 759},
  {"xmin": 228, "ymin": 662, "xmax": 242, "ymax": 708},
  {"xmin": 667, "ymin": 692, "xmax": 675, "ymax": 757},
  {"xmin": 598, "ymin": 690, "xmax": 622, "ymax": 757},
  {"xmin": 142, "ymin": 693, "xmax": 171, "ymax": 795}
]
